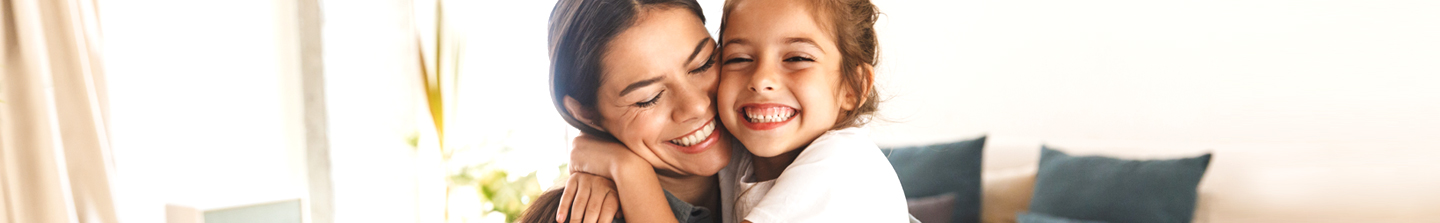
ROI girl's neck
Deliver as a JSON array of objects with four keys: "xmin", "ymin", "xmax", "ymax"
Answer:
[
  {"xmin": 657, "ymin": 174, "xmax": 720, "ymax": 212},
  {"xmin": 749, "ymin": 147, "xmax": 805, "ymax": 182}
]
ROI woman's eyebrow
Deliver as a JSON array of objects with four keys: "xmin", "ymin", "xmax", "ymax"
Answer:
[
  {"xmin": 687, "ymin": 37, "xmax": 715, "ymax": 63},
  {"xmin": 620, "ymin": 75, "xmax": 666, "ymax": 97}
]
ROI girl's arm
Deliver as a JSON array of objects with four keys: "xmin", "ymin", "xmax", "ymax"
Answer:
[
  {"xmin": 557, "ymin": 173, "xmax": 619, "ymax": 223},
  {"xmin": 556, "ymin": 134, "xmax": 678, "ymax": 223}
]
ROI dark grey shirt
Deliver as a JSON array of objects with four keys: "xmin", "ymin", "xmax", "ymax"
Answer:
[{"xmin": 612, "ymin": 190, "xmax": 713, "ymax": 223}]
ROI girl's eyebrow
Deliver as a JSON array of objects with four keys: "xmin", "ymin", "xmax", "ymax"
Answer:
[
  {"xmin": 785, "ymin": 37, "xmax": 824, "ymax": 53},
  {"xmin": 722, "ymin": 38, "xmax": 747, "ymax": 48}
]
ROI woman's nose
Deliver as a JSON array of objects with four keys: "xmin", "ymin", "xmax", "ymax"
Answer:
[{"xmin": 672, "ymin": 83, "xmax": 711, "ymax": 122}]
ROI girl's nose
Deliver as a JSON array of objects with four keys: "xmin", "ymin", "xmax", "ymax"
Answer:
[{"xmin": 748, "ymin": 62, "xmax": 780, "ymax": 92}]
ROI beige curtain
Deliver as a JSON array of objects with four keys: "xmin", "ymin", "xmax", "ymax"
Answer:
[{"xmin": 0, "ymin": 0, "xmax": 118, "ymax": 222}]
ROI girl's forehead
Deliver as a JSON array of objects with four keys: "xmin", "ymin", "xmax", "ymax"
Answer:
[{"xmin": 721, "ymin": 0, "xmax": 833, "ymax": 43}]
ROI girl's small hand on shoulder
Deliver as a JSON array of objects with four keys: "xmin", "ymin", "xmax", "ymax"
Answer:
[
  {"xmin": 556, "ymin": 172, "xmax": 622, "ymax": 223},
  {"xmin": 569, "ymin": 134, "xmax": 648, "ymax": 179}
]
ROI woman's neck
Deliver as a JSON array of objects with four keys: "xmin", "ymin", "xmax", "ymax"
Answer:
[{"xmin": 657, "ymin": 174, "xmax": 720, "ymax": 212}]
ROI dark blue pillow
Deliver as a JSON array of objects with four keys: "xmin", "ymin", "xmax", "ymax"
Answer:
[
  {"xmin": 881, "ymin": 136, "xmax": 985, "ymax": 223},
  {"xmin": 1028, "ymin": 146, "xmax": 1211, "ymax": 223},
  {"xmin": 1017, "ymin": 212, "xmax": 1110, "ymax": 223}
]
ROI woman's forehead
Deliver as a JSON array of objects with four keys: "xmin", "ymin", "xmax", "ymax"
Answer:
[
  {"xmin": 608, "ymin": 8, "xmax": 709, "ymax": 63},
  {"xmin": 599, "ymin": 8, "xmax": 711, "ymax": 92}
]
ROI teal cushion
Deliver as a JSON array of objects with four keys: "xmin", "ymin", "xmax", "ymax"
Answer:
[
  {"xmin": 1028, "ymin": 146, "xmax": 1211, "ymax": 223},
  {"xmin": 881, "ymin": 136, "xmax": 985, "ymax": 223},
  {"xmin": 1017, "ymin": 212, "xmax": 1110, "ymax": 223}
]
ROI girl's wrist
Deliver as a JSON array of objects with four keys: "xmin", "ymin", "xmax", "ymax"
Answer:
[{"xmin": 609, "ymin": 154, "xmax": 651, "ymax": 182}]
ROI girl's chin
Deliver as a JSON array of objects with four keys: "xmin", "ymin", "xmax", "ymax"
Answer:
[{"xmin": 734, "ymin": 136, "xmax": 792, "ymax": 157}]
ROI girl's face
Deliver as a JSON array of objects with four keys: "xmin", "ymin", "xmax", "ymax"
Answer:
[
  {"xmin": 587, "ymin": 7, "xmax": 731, "ymax": 177},
  {"xmin": 718, "ymin": 0, "xmax": 859, "ymax": 158}
]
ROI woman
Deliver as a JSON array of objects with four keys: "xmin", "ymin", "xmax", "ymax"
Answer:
[{"xmin": 520, "ymin": 0, "xmax": 735, "ymax": 223}]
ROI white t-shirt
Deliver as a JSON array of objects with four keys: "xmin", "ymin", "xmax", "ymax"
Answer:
[{"xmin": 718, "ymin": 127, "xmax": 910, "ymax": 223}]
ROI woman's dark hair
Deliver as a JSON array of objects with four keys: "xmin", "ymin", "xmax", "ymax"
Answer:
[
  {"xmin": 548, "ymin": 0, "xmax": 707, "ymax": 140},
  {"xmin": 518, "ymin": 189, "xmax": 565, "ymax": 223}
]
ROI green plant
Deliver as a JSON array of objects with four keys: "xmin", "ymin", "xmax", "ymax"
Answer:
[{"xmin": 450, "ymin": 163, "xmax": 568, "ymax": 223}]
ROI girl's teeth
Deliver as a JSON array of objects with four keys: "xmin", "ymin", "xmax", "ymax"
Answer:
[{"xmin": 744, "ymin": 107, "xmax": 796, "ymax": 124}]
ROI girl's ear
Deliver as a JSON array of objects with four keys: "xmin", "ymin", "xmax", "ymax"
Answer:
[
  {"xmin": 563, "ymin": 95, "xmax": 605, "ymax": 131},
  {"xmin": 839, "ymin": 64, "xmax": 876, "ymax": 111}
]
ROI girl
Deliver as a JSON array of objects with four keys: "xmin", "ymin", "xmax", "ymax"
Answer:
[{"xmin": 715, "ymin": 0, "xmax": 909, "ymax": 222}]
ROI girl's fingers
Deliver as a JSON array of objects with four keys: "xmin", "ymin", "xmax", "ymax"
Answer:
[
  {"xmin": 582, "ymin": 184, "xmax": 609, "ymax": 223},
  {"xmin": 570, "ymin": 176, "xmax": 593, "ymax": 223},
  {"xmin": 556, "ymin": 175, "xmax": 581, "ymax": 223},
  {"xmin": 596, "ymin": 191, "xmax": 620, "ymax": 223}
]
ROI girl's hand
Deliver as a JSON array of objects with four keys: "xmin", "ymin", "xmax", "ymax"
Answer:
[
  {"xmin": 556, "ymin": 172, "xmax": 621, "ymax": 223},
  {"xmin": 567, "ymin": 134, "xmax": 647, "ymax": 179},
  {"xmin": 561, "ymin": 133, "xmax": 677, "ymax": 223}
]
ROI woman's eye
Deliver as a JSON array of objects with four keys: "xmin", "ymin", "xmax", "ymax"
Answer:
[
  {"xmin": 784, "ymin": 56, "xmax": 815, "ymax": 62},
  {"xmin": 688, "ymin": 57, "xmax": 716, "ymax": 74},
  {"xmin": 635, "ymin": 90, "xmax": 663, "ymax": 108},
  {"xmin": 723, "ymin": 57, "xmax": 753, "ymax": 65}
]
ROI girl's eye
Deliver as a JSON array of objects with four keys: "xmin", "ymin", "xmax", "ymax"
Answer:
[
  {"xmin": 688, "ymin": 57, "xmax": 716, "ymax": 74},
  {"xmin": 635, "ymin": 90, "xmax": 663, "ymax": 108},
  {"xmin": 784, "ymin": 56, "xmax": 815, "ymax": 62},
  {"xmin": 723, "ymin": 57, "xmax": 753, "ymax": 65}
]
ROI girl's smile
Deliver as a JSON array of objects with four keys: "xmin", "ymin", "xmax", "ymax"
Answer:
[{"xmin": 738, "ymin": 103, "xmax": 799, "ymax": 131}]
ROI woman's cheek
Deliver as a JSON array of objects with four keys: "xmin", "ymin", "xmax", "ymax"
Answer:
[
  {"xmin": 615, "ymin": 111, "xmax": 649, "ymax": 143},
  {"xmin": 705, "ymin": 72, "xmax": 720, "ymax": 96},
  {"xmin": 639, "ymin": 111, "xmax": 667, "ymax": 141}
]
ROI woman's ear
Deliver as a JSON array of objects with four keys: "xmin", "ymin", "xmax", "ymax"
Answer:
[
  {"xmin": 839, "ymin": 64, "xmax": 876, "ymax": 111},
  {"xmin": 563, "ymin": 95, "xmax": 605, "ymax": 131}
]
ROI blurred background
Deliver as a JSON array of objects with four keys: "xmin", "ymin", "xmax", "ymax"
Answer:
[{"xmin": 2, "ymin": 0, "xmax": 1436, "ymax": 223}]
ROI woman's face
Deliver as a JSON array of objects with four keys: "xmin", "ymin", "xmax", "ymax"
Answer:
[{"xmin": 588, "ymin": 7, "xmax": 731, "ymax": 177}]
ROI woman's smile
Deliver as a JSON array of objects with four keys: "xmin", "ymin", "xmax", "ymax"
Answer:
[{"xmin": 666, "ymin": 118, "xmax": 720, "ymax": 154}]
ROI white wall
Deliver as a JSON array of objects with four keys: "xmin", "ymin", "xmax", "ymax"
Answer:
[
  {"xmin": 861, "ymin": 0, "xmax": 1440, "ymax": 221},
  {"xmin": 100, "ymin": 0, "xmax": 308, "ymax": 222},
  {"xmin": 320, "ymin": 0, "xmax": 423, "ymax": 222}
]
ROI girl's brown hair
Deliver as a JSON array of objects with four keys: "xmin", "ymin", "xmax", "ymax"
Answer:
[{"xmin": 720, "ymin": 0, "xmax": 882, "ymax": 130}]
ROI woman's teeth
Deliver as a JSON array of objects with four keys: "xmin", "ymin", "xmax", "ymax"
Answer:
[
  {"xmin": 744, "ymin": 107, "xmax": 796, "ymax": 123},
  {"xmin": 670, "ymin": 119, "xmax": 716, "ymax": 147}
]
